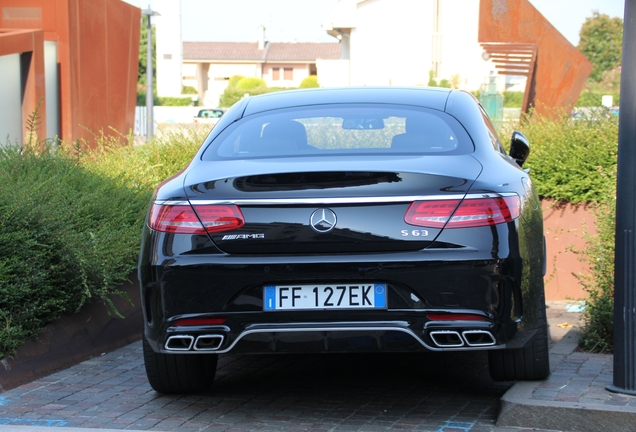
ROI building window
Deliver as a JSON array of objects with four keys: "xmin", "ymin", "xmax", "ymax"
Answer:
[
  {"xmin": 272, "ymin": 68, "xmax": 280, "ymax": 80},
  {"xmin": 284, "ymin": 68, "xmax": 293, "ymax": 80},
  {"xmin": 163, "ymin": 53, "xmax": 172, "ymax": 60}
]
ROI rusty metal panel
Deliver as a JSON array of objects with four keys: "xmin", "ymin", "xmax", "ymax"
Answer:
[
  {"xmin": 479, "ymin": 0, "xmax": 592, "ymax": 117},
  {"xmin": 68, "ymin": 0, "xmax": 140, "ymax": 145}
]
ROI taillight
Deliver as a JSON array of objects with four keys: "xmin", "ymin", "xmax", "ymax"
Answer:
[
  {"xmin": 405, "ymin": 196, "xmax": 520, "ymax": 228},
  {"xmin": 149, "ymin": 204, "xmax": 244, "ymax": 234}
]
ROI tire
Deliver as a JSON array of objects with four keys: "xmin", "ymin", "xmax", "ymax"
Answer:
[
  {"xmin": 143, "ymin": 335, "xmax": 218, "ymax": 393},
  {"xmin": 488, "ymin": 318, "xmax": 550, "ymax": 382}
]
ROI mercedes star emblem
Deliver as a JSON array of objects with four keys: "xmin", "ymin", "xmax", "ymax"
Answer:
[{"xmin": 310, "ymin": 208, "xmax": 337, "ymax": 233}]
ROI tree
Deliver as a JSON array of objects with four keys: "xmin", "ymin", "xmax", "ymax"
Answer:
[{"xmin": 578, "ymin": 11, "xmax": 623, "ymax": 82}]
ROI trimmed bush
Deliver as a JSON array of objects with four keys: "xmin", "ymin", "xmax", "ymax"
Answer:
[
  {"xmin": 300, "ymin": 75, "xmax": 319, "ymax": 88},
  {"xmin": 236, "ymin": 77, "xmax": 267, "ymax": 91},
  {"xmin": 228, "ymin": 75, "xmax": 245, "ymax": 88},
  {"xmin": 514, "ymin": 112, "xmax": 618, "ymax": 204},
  {"xmin": 157, "ymin": 96, "xmax": 194, "ymax": 106},
  {"xmin": 0, "ymin": 145, "xmax": 146, "ymax": 357},
  {"xmin": 0, "ymin": 119, "xmax": 204, "ymax": 360}
]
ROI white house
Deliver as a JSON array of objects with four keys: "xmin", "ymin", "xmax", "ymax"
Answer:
[
  {"xmin": 320, "ymin": 0, "xmax": 500, "ymax": 91},
  {"xmin": 182, "ymin": 29, "xmax": 340, "ymax": 107}
]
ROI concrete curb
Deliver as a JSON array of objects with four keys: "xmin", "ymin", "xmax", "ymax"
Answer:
[{"xmin": 497, "ymin": 329, "xmax": 636, "ymax": 432}]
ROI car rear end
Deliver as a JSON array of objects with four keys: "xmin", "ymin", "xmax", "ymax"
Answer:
[{"xmin": 139, "ymin": 89, "xmax": 548, "ymax": 392}]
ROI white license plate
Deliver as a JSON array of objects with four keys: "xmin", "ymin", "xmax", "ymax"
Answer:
[{"xmin": 263, "ymin": 283, "xmax": 387, "ymax": 311}]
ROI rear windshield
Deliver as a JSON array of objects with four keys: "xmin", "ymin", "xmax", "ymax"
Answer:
[{"xmin": 201, "ymin": 104, "xmax": 473, "ymax": 160}]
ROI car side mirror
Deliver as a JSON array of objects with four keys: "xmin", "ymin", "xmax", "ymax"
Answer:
[{"xmin": 509, "ymin": 130, "xmax": 530, "ymax": 167}]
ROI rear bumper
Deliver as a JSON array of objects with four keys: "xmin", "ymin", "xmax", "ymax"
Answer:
[{"xmin": 140, "ymin": 248, "xmax": 539, "ymax": 355}]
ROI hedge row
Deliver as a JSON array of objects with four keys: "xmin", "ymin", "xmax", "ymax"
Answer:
[{"xmin": 0, "ymin": 126, "xmax": 203, "ymax": 359}]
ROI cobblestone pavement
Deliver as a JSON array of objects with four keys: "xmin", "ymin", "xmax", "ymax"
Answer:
[
  {"xmin": 0, "ymin": 301, "xmax": 595, "ymax": 432},
  {"xmin": 532, "ymin": 352, "xmax": 632, "ymax": 406},
  {"xmin": 0, "ymin": 343, "xmax": 540, "ymax": 432}
]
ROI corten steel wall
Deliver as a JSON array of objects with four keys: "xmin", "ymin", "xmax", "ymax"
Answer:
[
  {"xmin": 479, "ymin": 0, "xmax": 592, "ymax": 117},
  {"xmin": 0, "ymin": 0, "xmax": 140, "ymax": 146}
]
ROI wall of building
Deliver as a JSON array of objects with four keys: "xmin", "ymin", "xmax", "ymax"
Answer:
[
  {"xmin": 155, "ymin": 0, "xmax": 183, "ymax": 97},
  {"xmin": 438, "ymin": 0, "xmax": 493, "ymax": 91},
  {"xmin": 319, "ymin": 0, "xmax": 497, "ymax": 91},
  {"xmin": 262, "ymin": 63, "xmax": 311, "ymax": 87},
  {"xmin": 348, "ymin": 0, "xmax": 430, "ymax": 86}
]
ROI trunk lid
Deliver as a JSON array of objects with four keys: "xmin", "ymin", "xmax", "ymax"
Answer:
[{"xmin": 184, "ymin": 156, "xmax": 482, "ymax": 255}]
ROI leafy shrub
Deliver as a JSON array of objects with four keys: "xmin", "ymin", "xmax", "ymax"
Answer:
[
  {"xmin": 182, "ymin": 85, "xmax": 198, "ymax": 94},
  {"xmin": 157, "ymin": 96, "xmax": 194, "ymax": 106},
  {"xmin": 514, "ymin": 111, "xmax": 618, "ymax": 203},
  {"xmin": 578, "ymin": 198, "xmax": 615, "ymax": 353},
  {"xmin": 0, "ymin": 145, "xmax": 146, "ymax": 357},
  {"xmin": 299, "ymin": 75, "xmax": 319, "ymax": 88},
  {"xmin": 219, "ymin": 87, "xmax": 252, "ymax": 107},
  {"xmin": 219, "ymin": 85, "xmax": 295, "ymax": 108},
  {"xmin": 236, "ymin": 77, "xmax": 266, "ymax": 90},
  {"xmin": 503, "ymin": 91, "xmax": 524, "ymax": 108},
  {"xmin": 228, "ymin": 75, "xmax": 245, "ymax": 88},
  {"xmin": 137, "ymin": 92, "xmax": 195, "ymax": 106},
  {"xmin": 0, "ymin": 119, "xmax": 203, "ymax": 359}
]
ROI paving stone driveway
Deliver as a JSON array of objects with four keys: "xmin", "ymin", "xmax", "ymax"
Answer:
[{"xmin": 0, "ymin": 342, "xmax": 520, "ymax": 431}]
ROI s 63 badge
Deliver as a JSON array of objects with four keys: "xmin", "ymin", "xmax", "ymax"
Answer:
[{"xmin": 401, "ymin": 229, "xmax": 429, "ymax": 237}]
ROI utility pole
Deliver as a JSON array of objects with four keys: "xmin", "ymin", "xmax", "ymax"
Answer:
[
  {"xmin": 609, "ymin": 0, "xmax": 636, "ymax": 396},
  {"xmin": 142, "ymin": 6, "xmax": 160, "ymax": 141}
]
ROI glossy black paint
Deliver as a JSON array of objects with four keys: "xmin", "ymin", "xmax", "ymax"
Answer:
[{"xmin": 139, "ymin": 87, "xmax": 545, "ymax": 356}]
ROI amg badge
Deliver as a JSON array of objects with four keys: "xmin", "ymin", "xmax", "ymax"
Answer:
[{"xmin": 222, "ymin": 234, "xmax": 265, "ymax": 240}]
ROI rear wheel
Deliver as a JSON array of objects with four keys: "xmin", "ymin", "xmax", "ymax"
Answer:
[
  {"xmin": 143, "ymin": 335, "xmax": 218, "ymax": 393},
  {"xmin": 488, "ymin": 319, "xmax": 550, "ymax": 381}
]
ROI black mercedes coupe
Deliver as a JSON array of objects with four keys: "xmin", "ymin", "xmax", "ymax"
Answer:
[{"xmin": 139, "ymin": 87, "xmax": 549, "ymax": 393}]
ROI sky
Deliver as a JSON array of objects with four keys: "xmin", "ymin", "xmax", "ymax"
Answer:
[{"xmin": 123, "ymin": 0, "xmax": 625, "ymax": 47}]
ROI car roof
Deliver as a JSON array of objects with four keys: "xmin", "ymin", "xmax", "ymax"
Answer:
[{"xmin": 241, "ymin": 87, "xmax": 453, "ymax": 116}]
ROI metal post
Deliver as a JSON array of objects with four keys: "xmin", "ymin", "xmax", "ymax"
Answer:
[
  {"xmin": 142, "ymin": 6, "xmax": 160, "ymax": 141},
  {"xmin": 608, "ymin": 0, "xmax": 636, "ymax": 396}
]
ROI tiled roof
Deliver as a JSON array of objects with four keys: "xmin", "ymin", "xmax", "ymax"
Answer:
[{"xmin": 183, "ymin": 42, "xmax": 340, "ymax": 62}]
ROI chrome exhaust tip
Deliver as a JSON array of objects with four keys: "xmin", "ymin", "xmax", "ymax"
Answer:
[
  {"xmin": 429, "ymin": 330, "xmax": 465, "ymax": 347},
  {"xmin": 462, "ymin": 330, "xmax": 496, "ymax": 346},
  {"xmin": 194, "ymin": 334, "xmax": 224, "ymax": 351},
  {"xmin": 165, "ymin": 335, "xmax": 194, "ymax": 351}
]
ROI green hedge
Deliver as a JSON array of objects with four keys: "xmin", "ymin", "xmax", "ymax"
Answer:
[
  {"xmin": 513, "ymin": 113, "xmax": 618, "ymax": 204},
  {"xmin": 136, "ymin": 91, "xmax": 195, "ymax": 106},
  {"xmin": 0, "ymin": 146, "xmax": 146, "ymax": 357},
  {"xmin": 0, "ymin": 126, "xmax": 204, "ymax": 360}
]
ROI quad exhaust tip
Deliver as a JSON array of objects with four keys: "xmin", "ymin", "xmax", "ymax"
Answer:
[
  {"xmin": 429, "ymin": 330, "xmax": 464, "ymax": 347},
  {"xmin": 194, "ymin": 334, "xmax": 224, "ymax": 351},
  {"xmin": 462, "ymin": 330, "xmax": 496, "ymax": 346},
  {"xmin": 165, "ymin": 335, "xmax": 194, "ymax": 351},
  {"xmin": 165, "ymin": 334, "xmax": 225, "ymax": 351},
  {"xmin": 429, "ymin": 330, "xmax": 496, "ymax": 348}
]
